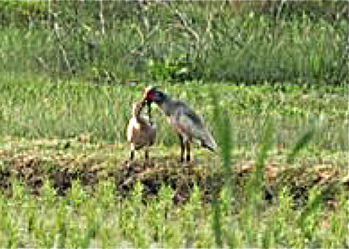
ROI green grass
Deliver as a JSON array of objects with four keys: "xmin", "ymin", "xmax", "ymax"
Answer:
[
  {"xmin": 0, "ymin": 138, "xmax": 347, "ymax": 248},
  {"xmin": 0, "ymin": 73, "xmax": 346, "ymax": 246},
  {"xmin": 0, "ymin": 2, "xmax": 348, "ymax": 247},
  {"xmin": 0, "ymin": 1, "xmax": 347, "ymax": 85},
  {"xmin": 0, "ymin": 72, "xmax": 347, "ymax": 150}
]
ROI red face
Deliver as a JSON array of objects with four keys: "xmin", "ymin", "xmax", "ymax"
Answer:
[{"xmin": 143, "ymin": 86, "xmax": 158, "ymax": 102}]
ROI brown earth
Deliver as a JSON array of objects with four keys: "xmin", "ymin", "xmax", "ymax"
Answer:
[{"xmin": 0, "ymin": 141, "xmax": 347, "ymax": 209}]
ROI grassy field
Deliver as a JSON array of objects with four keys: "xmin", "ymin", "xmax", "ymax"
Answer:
[
  {"xmin": 0, "ymin": 72, "xmax": 347, "ymax": 148},
  {"xmin": 0, "ymin": 137, "xmax": 347, "ymax": 247},
  {"xmin": 0, "ymin": 1, "xmax": 347, "ymax": 85},
  {"xmin": 0, "ymin": 1, "xmax": 348, "ymax": 248},
  {"xmin": 0, "ymin": 72, "xmax": 348, "ymax": 247}
]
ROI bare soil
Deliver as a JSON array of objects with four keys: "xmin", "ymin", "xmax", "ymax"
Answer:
[{"xmin": 0, "ymin": 140, "xmax": 347, "ymax": 208}]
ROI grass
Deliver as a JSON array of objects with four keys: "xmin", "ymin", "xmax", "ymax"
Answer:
[
  {"xmin": 0, "ymin": 1, "xmax": 347, "ymax": 85},
  {"xmin": 0, "ymin": 73, "xmax": 347, "ymax": 247},
  {"xmin": 0, "ymin": 136, "xmax": 347, "ymax": 248},
  {"xmin": 0, "ymin": 1, "xmax": 348, "ymax": 247},
  {"xmin": 0, "ymin": 72, "xmax": 347, "ymax": 149}
]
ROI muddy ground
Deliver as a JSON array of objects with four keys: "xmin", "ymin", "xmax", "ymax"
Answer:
[{"xmin": 0, "ymin": 139, "xmax": 347, "ymax": 208}]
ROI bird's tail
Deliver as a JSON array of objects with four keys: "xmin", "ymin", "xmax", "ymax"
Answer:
[{"xmin": 201, "ymin": 131, "xmax": 218, "ymax": 152}]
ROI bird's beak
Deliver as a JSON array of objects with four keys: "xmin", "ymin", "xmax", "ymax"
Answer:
[{"xmin": 147, "ymin": 99, "xmax": 152, "ymax": 121}]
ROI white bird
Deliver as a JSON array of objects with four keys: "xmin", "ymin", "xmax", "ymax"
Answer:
[
  {"xmin": 127, "ymin": 99, "xmax": 157, "ymax": 160},
  {"xmin": 143, "ymin": 86, "xmax": 217, "ymax": 162}
]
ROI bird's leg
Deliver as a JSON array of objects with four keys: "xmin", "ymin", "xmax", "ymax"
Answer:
[
  {"xmin": 178, "ymin": 134, "xmax": 185, "ymax": 162},
  {"xmin": 130, "ymin": 150, "xmax": 135, "ymax": 161},
  {"xmin": 130, "ymin": 144, "xmax": 135, "ymax": 161},
  {"xmin": 185, "ymin": 142, "xmax": 191, "ymax": 162},
  {"xmin": 147, "ymin": 100, "xmax": 152, "ymax": 124},
  {"xmin": 145, "ymin": 147, "xmax": 149, "ymax": 160}
]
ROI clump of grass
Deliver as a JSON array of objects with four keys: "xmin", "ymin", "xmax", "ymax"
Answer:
[{"xmin": 287, "ymin": 114, "xmax": 317, "ymax": 163}]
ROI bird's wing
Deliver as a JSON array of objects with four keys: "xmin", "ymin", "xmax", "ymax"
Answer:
[
  {"xmin": 172, "ymin": 107, "xmax": 205, "ymax": 138},
  {"xmin": 184, "ymin": 108, "xmax": 217, "ymax": 150},
  {"xmin": 165, "ymin": 101, "xmax": 217, "ymax": 151}
]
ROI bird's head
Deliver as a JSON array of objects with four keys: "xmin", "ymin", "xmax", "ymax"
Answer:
[{"xmin": 143, "ymin": 86, "xmax": 166, "ymax": 104}]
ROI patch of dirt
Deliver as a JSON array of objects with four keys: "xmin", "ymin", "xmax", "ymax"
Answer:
[
  {"xmin": 109, "ymin": 158, "xmax": 223, "ymax": 204},
  {"xmin": 0, "ymin": 148, "xmax": 347, "ymax": 208},
  {"xmin": 0, "ymin": 152, "xmax": 100, "ymax": 196}
]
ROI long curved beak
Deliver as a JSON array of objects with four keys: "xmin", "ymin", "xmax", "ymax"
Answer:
[{"xmin": 147, "ymin": 100, "xmax": 152, "ymax": 122}]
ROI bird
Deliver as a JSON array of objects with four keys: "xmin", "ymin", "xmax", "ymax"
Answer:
[
  {"xmin": 142, "ymin": 86, "xmax": 217, "ymax": 162},
  {"xmin": 127, "ymin": 99, "xmax": 157, "ymax": 160}
]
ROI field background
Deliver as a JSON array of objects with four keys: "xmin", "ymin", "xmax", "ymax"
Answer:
[{"xmin": 0, "ymin": 1, "xmax": 348, "ymax": 248}]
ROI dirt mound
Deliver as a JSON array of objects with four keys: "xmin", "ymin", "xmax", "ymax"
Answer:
[
  {"xmin": 0, "ymin": 152, "xmax": 222, "ymax": 202},
  {"xmin": 0, "ymin": 146, "xmax": 346, "ymax": 207}
]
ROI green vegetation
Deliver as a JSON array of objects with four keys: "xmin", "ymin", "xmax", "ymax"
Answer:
[
  {"xmin": 0, "ymin": 78, "xmax": 347, "ymax": 247},
  {"xmin": 0, "ymin": 1, "xmax": 347, "ymax": 85},
  {"xmin": 0, "ymin": 1, "xmax": 348, "ymax": 248},
  {"xmin": 0, "ymin": 73, "xmax": 347, "ymax": 149},
  {"xmin": 0, "ymin": 136, "xmax": 347, "ymax": 248}
]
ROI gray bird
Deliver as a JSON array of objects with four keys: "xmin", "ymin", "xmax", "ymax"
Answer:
[{"xmin": 143, "ymin": 86, "xmax": 217, "ymax": 162}]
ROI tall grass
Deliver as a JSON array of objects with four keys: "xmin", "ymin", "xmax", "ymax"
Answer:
[
  {"xmin": 0, "ymin": 73, "xmax": 347, "ymax": 151},
  {"xmin": 0, "ymin": 1, "xmax": 347, "ymax": 85},
  {"xmin": 209, "ymin": 88, "xmax": 348, "ymax": 248},
  {"xmin": 0, "ymin": 97, "xmax": 347, "ymax": 247},
  {"xmin": 0, "ymin": 1, "xmax": 347, "ymax": 247}
]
